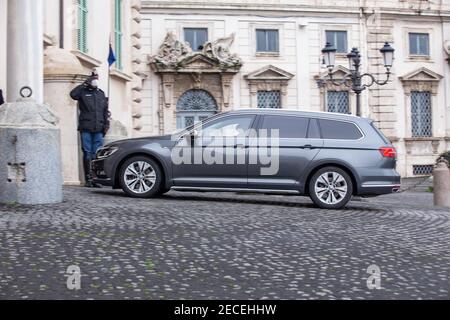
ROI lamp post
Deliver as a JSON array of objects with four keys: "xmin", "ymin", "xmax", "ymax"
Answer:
[{"xmin": 320, "ymin": 42, "xmax": 394, "ymax": 117}]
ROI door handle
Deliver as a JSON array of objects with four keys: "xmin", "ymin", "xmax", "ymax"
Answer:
[
  {"xmin": 235, "ymin": 144, "xmax": 245, "ymax": 149},
  {"xmin": 302, "ymin": 144, "xmax": 314, "ymax": 149}
]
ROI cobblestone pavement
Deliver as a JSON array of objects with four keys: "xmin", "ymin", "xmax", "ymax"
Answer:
[{"xmin": 0, "ymin": 187, "xmax": 449, "ymax": 300}]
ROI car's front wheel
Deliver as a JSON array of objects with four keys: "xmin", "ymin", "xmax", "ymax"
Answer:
[
  {"xmin": 119, "ymin": 156, "xmax": 162, "ymax": 198},
  {"xmin": 308, "ymin": 167, "xmax": 353, "ymax": 209}
]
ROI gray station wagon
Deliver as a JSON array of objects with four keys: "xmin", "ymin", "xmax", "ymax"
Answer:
[{"xmin": 92, "ymin": 109, "xmax": 401, "ymax": 209}]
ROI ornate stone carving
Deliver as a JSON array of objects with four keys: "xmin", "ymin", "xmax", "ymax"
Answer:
[
  {"xmin": 151, "ymin": 32, "xmax": 192, "ymax": 69},
  {"xmin": 221, "ymin": 74, "xmax": 234, "ymax": 108},
  {"xmin": 203, "ymin": 33, "xmax": 242, "ymax": 69},
  {"xmin": 162, "ymin": 74, "xmax": 175, "ymax": 109},
  {"xmin": 150, "ymin": 32, "xmax": 242, "ymax": 71},
  {"xmin": 150, "ymin": 32, "xmax": 243, "ymax": 132}
]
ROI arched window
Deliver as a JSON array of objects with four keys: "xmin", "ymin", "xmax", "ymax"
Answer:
[{"xmin": 176, "ymin": 90, "xmax": 218, "ymax": 128}]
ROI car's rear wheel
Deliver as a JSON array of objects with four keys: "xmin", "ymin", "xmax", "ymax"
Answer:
[
  {"xmin": 308, "ymin": 167, "xmax": 353, "ymax": 209},
  {"xmin": 119, "ymin": 156, "xmax": 162, "ymax": 198}
]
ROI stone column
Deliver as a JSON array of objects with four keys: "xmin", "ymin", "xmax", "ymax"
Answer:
[
  {"xmin": 44, "ymin": 46, "xmax": 87, "ymax": 186},
  {"xmin": 433, "ymin": 160, "xmax": 450, "ymax": 208},
  {"xmin": 7, "ymin": 0, "xmax": 44, "ymax": 104},
  {"xmin": 0, "ymin": 0, "xmax": 63, "ymax": 205}
]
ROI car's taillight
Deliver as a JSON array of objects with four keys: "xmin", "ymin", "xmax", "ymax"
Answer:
[{"xmin": 379, "ymin": 147, "xmax": 396, "ymax": 158}]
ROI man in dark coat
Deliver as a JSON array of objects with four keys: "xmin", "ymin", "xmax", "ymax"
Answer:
[
  {"xmin": 70, "ymin": 72, "xmax": 110, "ymax": 188},
  {"xmin": 0, "ymin": 89, "xmax": 4, "ymax": 105}
]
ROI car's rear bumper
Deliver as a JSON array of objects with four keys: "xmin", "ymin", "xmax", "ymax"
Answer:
[
  {"xmin": 357, "ymin": 168, "xmax": 401, "ymax": 196},
  {"xmin": 359, "ymin": 183, "xmax": 401, "ymax": 196}
]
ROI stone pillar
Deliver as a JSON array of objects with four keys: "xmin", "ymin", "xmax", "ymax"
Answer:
[
  {"xmin": 0, "ymin": 0, "xmax": 63, "ymax": 205},
  {"xmin": 44, "ymin": 46, "xmax": 87, "ymax": 186},
  {"xmin": 433, "ymin": 160, "xmax": 450, "ymax": 208},
  {"xmin": 7, "ymin": 0, "xmax": 44, "ymax": 104},
  {"xmin": 0, "ymin": 98, "xmax": 63, "ymax": 204}
]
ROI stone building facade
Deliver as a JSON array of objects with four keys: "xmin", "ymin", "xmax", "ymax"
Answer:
[
  {"xmin": 139, "ymin": 0, "xmax": 450, "ymax": 177},
  {"xmin": 0, "ymin": 0, "xmax": 145, "ymax": 185},
  {"xmin": 1, "ymin": 0, "xmax": 450, "ymax": 182}
]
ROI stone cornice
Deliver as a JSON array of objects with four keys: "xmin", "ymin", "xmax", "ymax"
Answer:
[
  {"xmin": 71, "ymin": 50, "xmax": 102, "ymax": 69},
  {"xmin": 141, "ymin": 1, "xmax": 450, "ymax": 18},
  {"xmin": 43, "ymin": 74, "xmax": 88, "ymax": 83},
  {"xmin": 110, "ymin": 69, "xmax": 133, "ymax": 82},
  {"xmin": 404, "ymin": 137, "xmax": 444, "ymax": 142}
]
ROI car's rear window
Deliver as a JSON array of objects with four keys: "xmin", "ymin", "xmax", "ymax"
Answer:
[
  {"xmin": 370, "ymin": 121, "xmax": 390, "ymax": 144},
  {"xmin": 318, "ymin": 119, "xmax": 363, "ymax": 140}
]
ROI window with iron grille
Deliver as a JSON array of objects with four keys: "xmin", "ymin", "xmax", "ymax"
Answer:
[
  {"xmin": 77, "ymin": 0, "xmax": 88, "ymax": 53},
  {"xmin": 184, "ymin": 28, "xmax": 208, "ymax": 51},
  {"xmin": 184, "ymin": 116, "xmax": 195, "ymax": 128},
  {"xmin": 327, "ymin": 91, "xmax": 349, "ymax": 114},
  {"xmin": 409, "ymin": 33, "xmax": 430, "ymax": 56},
  {"xmin": 114, "ymin": 0, "xmax": 123, "ymax": 70},
  {"xmin": 411, "ymin": 91, "xmax": 432, "ymax": 137},
  {"xmin": 257, "ymin": 90, "xmax": 281, "ymax": 109},
  {"xmin": 256, "ymin": 29, "xmax": 279, "ymax": 53},
  {"xmin": 413, "ymin": 165, "xmax": 434, "ymax": 176},
  {"xmin": 326, "ymin": 30, "xmax": 348, "ymax": 53}
]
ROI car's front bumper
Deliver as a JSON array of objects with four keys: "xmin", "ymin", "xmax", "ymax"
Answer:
[{"xmin": 92, "ymin": 158, "xmax": 114, "ymax": 187}]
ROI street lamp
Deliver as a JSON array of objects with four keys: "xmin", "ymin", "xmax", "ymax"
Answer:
[
  {"xmin": 320, "ymin": 42, "xmax": 394, "ymax": 117},
  {"xmin": 322, "ymin": 42, "xmax": 336, "ymax": 70},
  {"xmin": 380, "ymin": 42, "xmax": 395, "ymax": 69}
]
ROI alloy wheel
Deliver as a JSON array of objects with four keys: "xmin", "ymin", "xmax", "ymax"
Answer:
[
  {"xmin": 314, "ymin": 171, "xmax": 348, "ymax": 205},
  {"xmin": 124, "ymin": 161, "xmax": 157, "ymax": 194}
]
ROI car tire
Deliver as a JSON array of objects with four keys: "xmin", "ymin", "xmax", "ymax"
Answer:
[
  {"xmin": 119, "ymin": 156, "xmax": 163, "ymax": 198},
  {"xmin": 308, "ymin": 166, "xmax": 353, "ymax": 209}
]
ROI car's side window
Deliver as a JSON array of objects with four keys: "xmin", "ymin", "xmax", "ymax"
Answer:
[
  {"xmin": 260, "ymin": 115, "xmax": 309, "ymax": 138},
  {"xmin": 318, "ymin": 119, "xmax": 363, "ymax": 140},
  {"xmin": 307, "ymin": 118, "xmax": 321, "ymax": 139},
  {"xmin": 200, "ymin": 116, "xmax": 255, "ymax": 138}
]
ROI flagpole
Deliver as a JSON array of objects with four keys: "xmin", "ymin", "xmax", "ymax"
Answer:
[
  {"xmin": 108, "ymin": 65, "xmax": 111, "ymax": 99},
  {"xmin": 108, "ymin": 33, "xmax": 111, "ymax": 100}
]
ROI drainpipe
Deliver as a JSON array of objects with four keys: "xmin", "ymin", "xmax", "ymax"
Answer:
[
  {"xmin": 359, "ymin": 0, "xmax": 369, "ymax": 117},
  {"xmin": 59, "ymin": 0, "xmax": 64, "ymax": 48},
  {"xmin": 439, "ymin": 0, "xmax": 450, "ymax": 137}
]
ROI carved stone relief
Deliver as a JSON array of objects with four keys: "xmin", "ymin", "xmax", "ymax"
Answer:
[{"xmin": 149, "ymin": 32, "xmax": 243, "ymax": 133}]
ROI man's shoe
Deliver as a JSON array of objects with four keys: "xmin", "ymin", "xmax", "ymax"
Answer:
[{"xmin": 92, "ymin": 182, "xmax": 103, "ymax": 189}]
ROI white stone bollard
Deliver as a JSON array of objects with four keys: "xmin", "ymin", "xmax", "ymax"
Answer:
[
  {"xmin": 0, "ymin": 95, "xmax": 63, "ymax": 205},
  {"xmin": 433, "ymin": 159, "xmax": 450, "ymax": 208}
]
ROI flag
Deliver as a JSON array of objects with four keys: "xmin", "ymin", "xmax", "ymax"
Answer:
[{"xmin": 108, "ymin": 44, "xmax": 116, "ymax": 67}]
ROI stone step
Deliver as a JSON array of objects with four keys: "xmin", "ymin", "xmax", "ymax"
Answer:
[{"xmin": 401, "ymin": 177, "xmax": 433, "ymax": 192}]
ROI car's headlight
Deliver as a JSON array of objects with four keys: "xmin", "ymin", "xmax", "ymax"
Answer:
[{"xmin": 96, "ymin": 147, "xmax": 119, "ymax": 159}]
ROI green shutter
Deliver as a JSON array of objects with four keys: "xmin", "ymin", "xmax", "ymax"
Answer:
[
  {"xmin": 114, "ymin": 0, "xmax": 123, "ymax": 70},
  {"xmin": 77, "ymin": 0, "xmax": 88, "ymax": 53}
]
